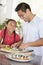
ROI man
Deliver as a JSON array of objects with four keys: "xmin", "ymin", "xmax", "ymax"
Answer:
[{"xmin": 15, "ymin": 2, "xmax": 43, "ymax": 56}]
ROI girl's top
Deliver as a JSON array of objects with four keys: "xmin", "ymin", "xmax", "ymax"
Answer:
[{"xmin": 0, "ymin": 29, "xmax": 20, "ymax": 45}]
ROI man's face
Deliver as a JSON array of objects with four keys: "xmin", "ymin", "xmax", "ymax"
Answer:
[{"xmin": 17, "ymin": 10, "xmax": 30, "ymax": 22}]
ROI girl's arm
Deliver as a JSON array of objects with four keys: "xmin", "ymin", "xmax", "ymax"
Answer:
[{"xmin": 11, "ymin": 38, "xmax": 23, "ymax": 48}]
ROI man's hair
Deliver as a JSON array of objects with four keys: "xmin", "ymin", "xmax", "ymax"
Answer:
[{"xmin": 15, "ymin": 2, "xmax": 31, "ymax": 12}]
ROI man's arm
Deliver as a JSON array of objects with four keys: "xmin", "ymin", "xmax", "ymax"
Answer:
[
  {"xmin": 19, "ymin": 38, "xmax": 43, "ymax": 49},
  {"xmin": 28, "ymin": 38, "xmax": 43, "ymax": 47}
]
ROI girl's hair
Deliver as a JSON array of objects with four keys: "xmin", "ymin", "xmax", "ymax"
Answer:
[
  {"xmin": 6, "ymin": 19, "xmax": 16, "ymax": 24},
  {"xmin": 3, "ymin": 19, "xmax": 16, "ymax": 45}
]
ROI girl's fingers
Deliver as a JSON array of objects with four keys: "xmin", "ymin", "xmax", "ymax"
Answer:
[{"xmin": 11, "ymin": 43, "xmax": 17, "ymax": 48}]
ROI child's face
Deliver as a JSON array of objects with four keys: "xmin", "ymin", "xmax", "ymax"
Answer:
[{"xmin": 6, "ymin": 21, "xmax": 16, "ymax": 33}]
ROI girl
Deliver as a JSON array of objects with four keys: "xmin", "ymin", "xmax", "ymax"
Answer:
[{"xmin": 0, "ymin": 19, "xmax": 21, "ymax": 48}]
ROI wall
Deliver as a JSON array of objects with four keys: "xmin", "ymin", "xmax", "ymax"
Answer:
[
  {"xmin": 6, "ymin": 0, "xmax": 13, "ymax": 19},
  {"xmin": 0, "ymin": 0, "xmax": 43, "ymax": 23},
  {"xmin": 0, "ymin": 0, "xmax": 13, "ymax": 23}
]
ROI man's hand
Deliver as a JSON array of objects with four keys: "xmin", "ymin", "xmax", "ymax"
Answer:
[{"xmin": 19, "ymin": 43, "xmax": 28, "ymax": 50}]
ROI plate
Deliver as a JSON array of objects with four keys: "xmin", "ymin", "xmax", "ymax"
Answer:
[
  {"xmin": 5, "ymin": 53, "xmax": 33, "ymax": 62},
  {"xmin": 0, "ymin": 48, "xmax": 20, "ymax": 53},
  {"xmin": 0, "ymin": 48, "xmax": 13, "ymax": 53},
  {"xmin": 0, "ymin": 47, "xmax": 34, "ymax": 56}
]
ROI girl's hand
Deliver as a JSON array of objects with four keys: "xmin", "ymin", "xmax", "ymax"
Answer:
[
  {"xmin": 0, "ymin": 44, "xmax": 6, "ymax": 48},
  {"xmin": 0, "ymin": 44, "xmax": 10, "ymax": 48},
  {"xmin": 11, "ymin": 41, "xmax": 21, "ymax": 48},
  {"xmin": 11, "ymin": 43, "xmax": 18, "ymax": 48}
]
